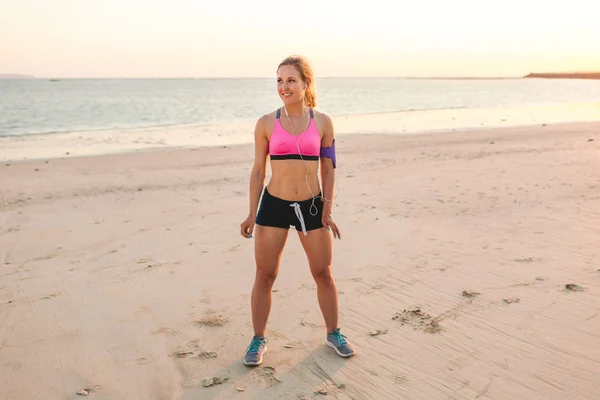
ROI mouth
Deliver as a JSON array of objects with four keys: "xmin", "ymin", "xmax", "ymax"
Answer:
[{"xmin": 282, "ymin": 93, "xmax": 293, "ymax": 97}]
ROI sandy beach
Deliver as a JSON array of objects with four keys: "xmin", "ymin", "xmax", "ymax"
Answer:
[{"xmin": 2, "ymin": 121, "xmax": 600, "ymax": 400}]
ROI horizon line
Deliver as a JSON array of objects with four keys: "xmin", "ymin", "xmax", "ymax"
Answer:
[
  {"xmin": 2, "ymin": 71, "xmax": 599, "ymax": 80},
  {"xmin": 1, "ymin": 75, "xmax": 527, "ymax": 80}
]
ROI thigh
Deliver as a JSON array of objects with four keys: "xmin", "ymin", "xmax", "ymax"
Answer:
[
  {"xmin": 297, "ymin": 227, "xmax": 332, "ymax": 275},
  {"xmin": 254, "ymin": 225, "xmax": 289, "ymax": 275}
]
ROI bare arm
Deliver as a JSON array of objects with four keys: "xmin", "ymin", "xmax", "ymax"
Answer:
[
  {"xmin": 320, "ymin": 114, "xmax": 335, "ymax": 217},
  {"xmin": 248, "ymin": 116, "xmax": 269, "ymax": 217}
]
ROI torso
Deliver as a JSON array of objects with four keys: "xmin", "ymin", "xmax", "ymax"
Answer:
[{"xmin": 265, "ymin": 108, "xmax": 324, "ymax": 201}]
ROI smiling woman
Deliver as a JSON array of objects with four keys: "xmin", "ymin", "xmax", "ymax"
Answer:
[{"xmin": 239, "ymin": 55, "xmax": 354, "ymax": 366}]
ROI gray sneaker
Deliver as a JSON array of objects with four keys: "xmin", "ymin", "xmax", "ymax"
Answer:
[
  {"xmin": 326, "ymin": 327, "xmax": 356, "ymax": 357},
  {"xmin": 244, "ymin": 335, "xmax": 268, "ymax": 366}
]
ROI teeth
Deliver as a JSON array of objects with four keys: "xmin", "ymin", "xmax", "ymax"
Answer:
[{"xmin": 283, "ymin": 93, "xmax": 292, "ymax": 96}]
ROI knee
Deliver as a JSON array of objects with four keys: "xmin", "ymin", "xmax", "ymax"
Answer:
[
  {"xmin": 255, "ymin": 268, "xmax": 277, "ymax": 288},
  {"xmin": 312, "ymin": 266, "xmax": 334, "ymax": 287}
]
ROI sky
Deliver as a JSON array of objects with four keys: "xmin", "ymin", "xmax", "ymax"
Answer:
[{"xmin": 1, "ymin": 0, "xmax": 599, "ymax": 78}]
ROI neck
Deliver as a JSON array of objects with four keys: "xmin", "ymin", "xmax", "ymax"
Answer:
[{"xmin": 283, "ymin": 102, "xmax": 306, "ymax": 117}]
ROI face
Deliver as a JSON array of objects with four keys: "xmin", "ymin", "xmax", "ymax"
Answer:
[{"xmin": 277, "ymin": 64, "xmax": 306, "ymax": 105}]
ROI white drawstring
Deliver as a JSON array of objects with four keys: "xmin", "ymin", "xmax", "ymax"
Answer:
[{"xmin": 290, "ymin": 203, "xmax": 307, "ymax": 236}]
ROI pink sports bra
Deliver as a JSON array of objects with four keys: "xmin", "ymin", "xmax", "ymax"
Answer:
[{"xmin": 269, "ymin": 108, "xmax": 321, "ymax": 161}]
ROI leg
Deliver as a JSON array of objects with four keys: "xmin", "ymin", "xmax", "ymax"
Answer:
[
  {"xmin": 298, "ymin": 226, "xmax": 356, "ymax": 357},
  {"xmin": 251, "ymin": 224, "xmax": 288, "ymax": 336},
  {"xmin": 297, "ymin": 227, "xmax": 338, "ymax": 332}
]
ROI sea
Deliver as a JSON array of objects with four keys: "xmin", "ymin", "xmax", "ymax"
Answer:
[{"xmin": 1, "ymin": 77, "xmax": 599, "ymax": 160}]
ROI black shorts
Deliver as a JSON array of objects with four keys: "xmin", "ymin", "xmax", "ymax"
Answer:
[{"xmin": 255, "ymin": 187, "xmax": 324, "ymax": 234}]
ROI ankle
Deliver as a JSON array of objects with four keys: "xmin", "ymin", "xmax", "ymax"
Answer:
[{"xmin": 327, "ymin": 326, "xmax": 340, "ymax": 335}]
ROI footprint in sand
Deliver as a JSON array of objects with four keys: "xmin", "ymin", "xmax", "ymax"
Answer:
[
  {"xmin": 171, "ymin": 338, "xmax": 218, "ymax": 360},
  {"xmin": 197, "ymin": 311, "xmax": 229, "ymax": 327},
  {"xmin": 253, "ymin": 366, "xmax": 282, "ymax": 387},
  {"xmin": 392, "ymin": 307, "xmax": 442, "ymax": 334},
  {"xmin": 314, "ymin": 380, "xmax": 345, "ymax": 396},
  {"xmin": 198, "ymin": 351, "xmax": 218, "ymax": 360},
  {"xmin": 172, "ymin": 350, "xmax": 195, "ymax": 359},
  {"xmin": 202, "ymin": 376, "xmax": 229, "ymax": 388}
]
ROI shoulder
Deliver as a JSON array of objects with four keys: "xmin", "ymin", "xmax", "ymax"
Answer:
[
  {"xmin": 312, "ymin": 109, "xmax": 334, "ymax": 139},
  {"xmin": 255, "ymin": 111, "xmax": 277, "ymax": 137},
  {"xmin": 312, "ymin": 109, "xmax": 333, "ymax": 134}
]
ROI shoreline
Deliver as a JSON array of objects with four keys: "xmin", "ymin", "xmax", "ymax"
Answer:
[
  {"xmin": 2, "ymin": 101, "xmax": 599, "ymax": 163},
  {"xmin": 1, "ymin": 119, "xmax": 597, "ymax": 167}
]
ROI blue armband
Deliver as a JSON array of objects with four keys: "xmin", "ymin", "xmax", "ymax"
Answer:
[{"xmin": 320, "ymin": 139, "xmax": 336, "ymax": 168}]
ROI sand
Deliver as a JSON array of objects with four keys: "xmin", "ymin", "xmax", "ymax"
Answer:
[{"xmin": 1, "ymin": 122, "xmax": 600, "ymax": 400}]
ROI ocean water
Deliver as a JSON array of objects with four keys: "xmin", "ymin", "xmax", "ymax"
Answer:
[
  {"xmin": 2, "ymin": 77, "xmax": 600, "ymax": 137},
  {"xmin": 1, "ymin": 78, "xmax": 599, "ymax": 160}
]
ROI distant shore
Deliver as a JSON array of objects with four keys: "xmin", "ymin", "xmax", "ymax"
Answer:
[
  {"xmin": 524, "ymin": 72, "xmax": 600, "ymax": 80},
  {"xmin": 3, "ymin": 73, "xmax": 600, "ymax": 80}
]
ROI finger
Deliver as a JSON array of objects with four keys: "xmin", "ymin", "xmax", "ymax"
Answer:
[
  {"xmin": 241, "ymin": 224, "xmax": 251, "ymax": 238},
  {"xmin": 326, "ymin": 222, "xmax": 337, "ymax": 239},
  {"xmin": 332, "ymin": 222, "xmax": 341, "ymax": 239}
]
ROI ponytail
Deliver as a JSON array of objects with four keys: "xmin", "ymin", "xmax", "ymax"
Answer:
[{"xmin": 304, "ymin": 81, "xmax": 316, "ymax": 108}]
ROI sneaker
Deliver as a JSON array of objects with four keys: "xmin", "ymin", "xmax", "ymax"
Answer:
[
  {"xmin": 244, "ymin": 335, "xmax": 268, "ymax": 366},
  {"xmin": 326, "ymin": 327, "xmax": 356, "ymax": 357}
]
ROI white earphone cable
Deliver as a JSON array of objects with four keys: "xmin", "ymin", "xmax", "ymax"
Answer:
[{"xmin": 283, "ymin": 105, "xmax": 337, "ymax": 217}]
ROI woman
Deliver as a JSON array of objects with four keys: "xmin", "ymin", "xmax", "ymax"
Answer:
[{"xmin": 239, "ymin": 55, "xmax": 355, "ymax": 366}]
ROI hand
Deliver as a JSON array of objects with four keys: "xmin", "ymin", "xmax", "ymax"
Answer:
[
  {"xmin": 322, "ymin": 212, "xmax": 341, "ymax": 240},
  {"xmin": 240, "ymin": 214, "xmax": 255, "ymax": 238}
]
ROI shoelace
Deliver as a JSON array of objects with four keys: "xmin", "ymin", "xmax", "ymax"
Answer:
[
  {"xmin": 331, "ymin": 330, "xmax": 347, "ymax": 345},
  {"xmin": 247, "ymin": 338, "xmax": 265, "ymax": 353}
]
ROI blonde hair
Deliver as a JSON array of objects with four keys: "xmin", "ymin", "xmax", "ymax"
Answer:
[{"xmin": 277, "ymin": 55, "xmax": 316, "ymax": 108}]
